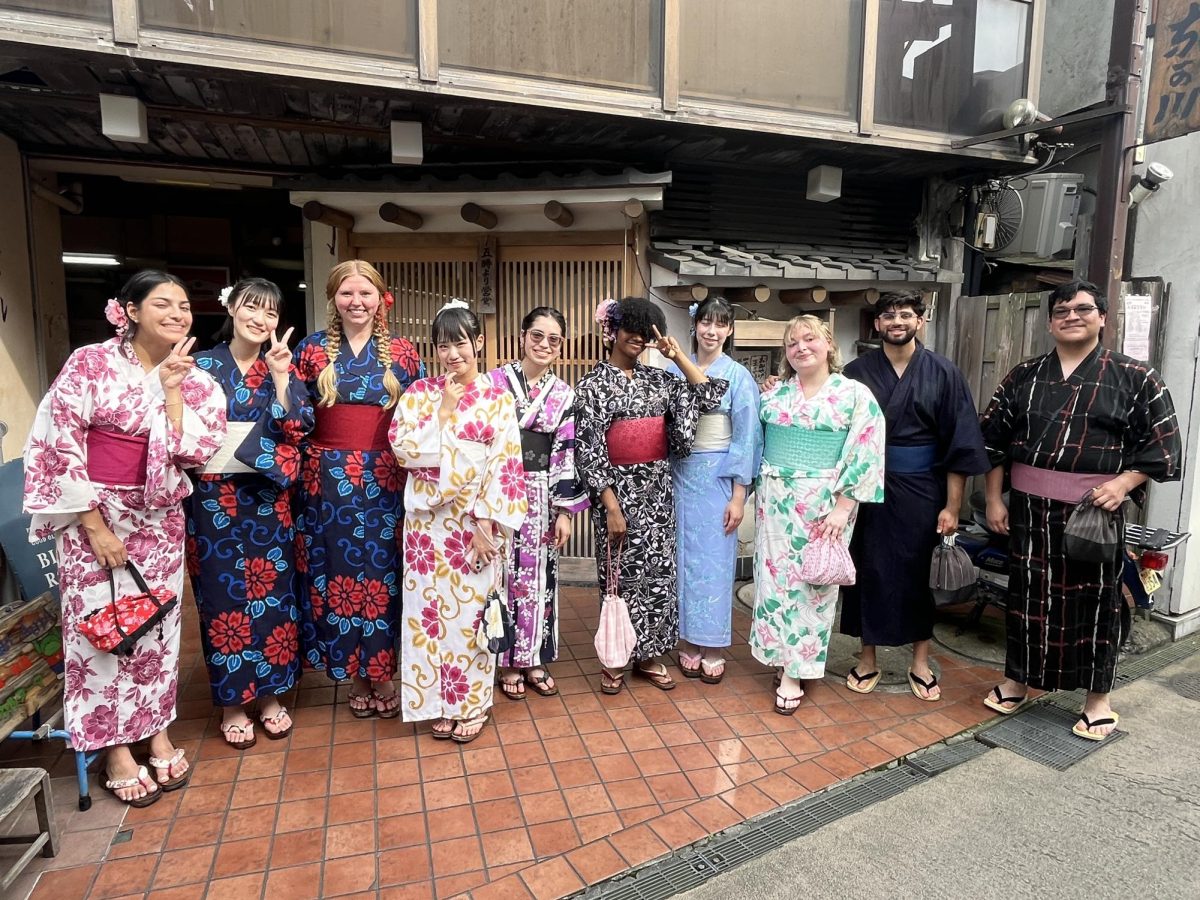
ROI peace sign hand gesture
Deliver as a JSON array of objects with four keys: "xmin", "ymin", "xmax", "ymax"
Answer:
[
  {"xmin": 265, "ymin": 327, "xmax": 295, "ymax": 379},
  {"xmin": 159, "ymin": 337, "xmax": 196, "ymax": 392},
  {"xmin": 651, "ymin": 325, "xmax": 680, "ymax": 360}
]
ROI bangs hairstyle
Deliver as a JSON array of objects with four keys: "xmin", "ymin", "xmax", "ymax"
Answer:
[
  {"xmin": 120, "ymin": 269, "xmax": 187, "ymax": 344},
  {"xmin": 1047, "ymin": 278, "xmax": 1107, "ymax": 317},
  {"xmin": 216, "ymin": 277, "xmax": 284, "ymax": 343},
  {"xmin": 612, "ymin": 296, "xmax": 665, "ymax": 342},
  {"xmin": 691, "ymin": 295, "xmax": 735, "ymax": 353},
  {"xmin": 873, "ymin": 289, "xmax": 926, "ymax": 319},
  {"xmin": 780, "ymin": 314, "xmax": 843, "ymax": 375},
  {"xmin": 432, "ymin": 304, "xmax": 482, "ymax": 344},
  {"xmin": 317, "ymin": 259, "xmax": 401, "ymax": 409},
  {"xmin": 521, "ymin": 305, "xmax": 567, "ymax": 335}
]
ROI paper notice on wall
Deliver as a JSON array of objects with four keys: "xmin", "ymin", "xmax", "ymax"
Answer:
[{"xmin": 1122, "ymin": 294, "xmax": 1153, "ymax": 361}]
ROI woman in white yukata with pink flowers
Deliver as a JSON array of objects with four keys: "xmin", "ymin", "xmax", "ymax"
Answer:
[{"xmin": 23, "ymin": 270, "xmax": 226, "ymax": 807}]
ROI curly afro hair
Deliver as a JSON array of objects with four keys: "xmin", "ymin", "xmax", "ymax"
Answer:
[{"xmin": 610, "ymin": 296, "xmax": 666, "ymax": 342}]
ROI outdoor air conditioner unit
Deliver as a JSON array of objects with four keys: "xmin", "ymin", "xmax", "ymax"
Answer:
[{"xmin": 1000, "ymin": 172, "xmax": 1084, "ymax": 260}]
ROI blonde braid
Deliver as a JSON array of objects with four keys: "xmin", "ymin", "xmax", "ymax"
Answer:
[
  {"xmin": 316, "ymin": 305, "xmax": 343, "ymax": 407},
  {"xmin": 375, "ymin": 311, "xmax": 402, "ymax": 409}
]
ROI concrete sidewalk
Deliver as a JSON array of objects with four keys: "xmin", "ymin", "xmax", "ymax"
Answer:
[{"xmin": 682, "ymin": 653, "xmax": 1200, "ymax": 900}]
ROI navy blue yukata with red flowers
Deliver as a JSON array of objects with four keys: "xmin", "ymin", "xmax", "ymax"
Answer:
[
  {"xmin": 293, "ymin": 332, "xmax": 424, "ymax": 683},
  {"xmin": 186, "ymin": 344, "xmax": 314, "ymax": 707}
]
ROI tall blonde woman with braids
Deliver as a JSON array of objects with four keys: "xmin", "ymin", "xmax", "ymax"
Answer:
[{"xmin": 293, "ymin": 261, "xmax": 425, "ymax": 717}]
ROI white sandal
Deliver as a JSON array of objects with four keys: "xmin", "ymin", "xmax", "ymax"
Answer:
[
  {"xmin": 147, "ymin": 748, "xmax": 191, "ymax": 791},
  {"xmin": 104, "ymin": 765, "xmax": 161, "ymax": 808}
]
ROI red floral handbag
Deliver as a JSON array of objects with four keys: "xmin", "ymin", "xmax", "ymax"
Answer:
[{"xmin": 78, "ymin": 562, "xmax": 178, "ymax": 656}]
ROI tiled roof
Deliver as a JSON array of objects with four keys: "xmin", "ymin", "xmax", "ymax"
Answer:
[{"xmin": 648, "ymin": 240, "xmax": 940, "ymax": 282}]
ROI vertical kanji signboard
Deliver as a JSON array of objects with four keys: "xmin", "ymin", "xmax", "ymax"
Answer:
[{"xmin": 1146, "ymin": 0, "xmax": 1200, "ymax": 142}]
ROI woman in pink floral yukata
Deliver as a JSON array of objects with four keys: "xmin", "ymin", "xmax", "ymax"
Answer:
[{"xmin": 23, "ymin": 270, "xmax": 226, "ymax": 807}]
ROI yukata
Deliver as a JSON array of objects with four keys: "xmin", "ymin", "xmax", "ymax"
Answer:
[
  {"xmin": 186, "ymin": 345, "xmax": 313, "ymax": 707},
  {"xmin": 574, "ymin": 361, "xmax": 726, "ymax": 661},
  {"xmin": 750, "ymin": 373, "xmax": 885, "ymax": 680},
  {"xmin": 667, "ymin": 354, "xmax": 762, "ymax": 648},
  {"xmin": 980, "ymin": 345, "xmax": 1180, "ymax": 693},
  {"xmin": 293, "ymin": 332, "xmax": 424, "ymax": 683},
  {"xmin": 493, "ymin": 362, "xmax": 588, "ymax": 670},
  {"xmin": 22, "ymin": 339, "xmax": 225, "ymax": 752},
  {"xmin": 841, "ymin": 344, "xmax": 989, "ymax": 646},
  {"xmin": 391, "ymin": 370, "xmax": 527, "ymax": 722}
]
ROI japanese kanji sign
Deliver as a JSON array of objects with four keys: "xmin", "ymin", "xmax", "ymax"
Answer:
[{"xmin": 1146, "ymin": 0, "xmax": 1200, "ymax": 142}]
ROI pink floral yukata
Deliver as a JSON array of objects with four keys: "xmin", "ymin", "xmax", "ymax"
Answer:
[{"xmin": 23, "ymin": 338, "xmax": 225, "ymax": 752}]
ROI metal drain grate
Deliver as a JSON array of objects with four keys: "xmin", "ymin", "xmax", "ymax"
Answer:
[
  {"xmin": 585, "ymin": 767, "xmax": 927, "ymax": 899},
  {"xmin": 904, "ymin": 739, "xmax": 990, "ymax": 777},
  {"xmin": 976, "ymin": 703, "xmax": 1125, "ymax": 770},
  {"xmin": 1115, "ymin": 632, "xmax": 1200, "ymax": 684},
  {"xmin": 1170, "ymin": 672, "xmax": 1200, "ymax": 701}
]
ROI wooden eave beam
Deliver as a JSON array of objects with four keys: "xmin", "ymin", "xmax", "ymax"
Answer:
[
  {"xmin": 301, "ymin": 200, "xmax": 354, "ymax": 231},
  {"xmin": 779, "ymin": 287, "xmax": 828, "ymax": 305},
  {"xmin": 378, "ymin": 202, "xmax": 424, "ymax": 230},
  {"xmin": 543, "ymin": 200, "xmax": 574, "ymax": 228},
  {"xmin": 460, "ymin": 203, "xmax": 498, "ymax": 229}
]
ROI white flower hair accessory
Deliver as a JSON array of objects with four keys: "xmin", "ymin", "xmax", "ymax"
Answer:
[
  {"xmin": 688, "ymin": 302, "xmax": 700, "ymax": 319},
  {"xmin": 218, "ymin": 285, "xmax": 234, "ymax": 309},
  {"xmin": 437, "ymin": 297, "xmax": 471, "ymax": 314}
]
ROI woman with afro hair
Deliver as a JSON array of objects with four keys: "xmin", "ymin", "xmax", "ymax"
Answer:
[{"xmin": 575, "ymin": 297, "xmax": 726, "ymax": 693}]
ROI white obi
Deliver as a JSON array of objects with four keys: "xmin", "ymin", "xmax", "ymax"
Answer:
[
  {"xmin": 693, "ymin": 412, "xmax": 732, "ymax": 452},
  {"xmin": 199, "ymin": 420, "xmax": 256, "ymax": 475}
]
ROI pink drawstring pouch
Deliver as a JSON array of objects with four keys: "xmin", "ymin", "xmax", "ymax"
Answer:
[
  {"xmin": 797, "ymin": 533, "xmax": 857, "ymax": 586},
  {"xmin": 594, "ymin": 542, "xmax": 637, "ymax": 669}
]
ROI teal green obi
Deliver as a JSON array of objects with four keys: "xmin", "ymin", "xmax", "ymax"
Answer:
[{"xmin": 763, "ymin": 424, "xmax": 847, "ymax": 470}]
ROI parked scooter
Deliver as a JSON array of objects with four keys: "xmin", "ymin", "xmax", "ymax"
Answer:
[{"xmin": 953, "ymin": 492, "xmax": 1189, "ymax": 645}]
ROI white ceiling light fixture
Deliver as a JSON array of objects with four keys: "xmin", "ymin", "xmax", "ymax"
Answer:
[
  {"xmin": 63, "ymin": 252, "xmax": 122, "ymax": 266},
  {"xmin": 298, "ymin": 282, "xmax": 308, "ymax": 290},
  {"xmin": 390, "ymin": 121, "xmax": 423, "ymax": 166},
  {"xmin": 100, "ymin": 94, "xmax": 149, "ymax": 144}
]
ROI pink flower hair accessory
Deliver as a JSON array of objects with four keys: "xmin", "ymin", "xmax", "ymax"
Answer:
[
  {"xmin": 104, "ymin": 298, "xmax": 129, "ymax": 337},
  {"xmin": 594, "ymin": 297, "xmax": 620, "ymax": 343}
]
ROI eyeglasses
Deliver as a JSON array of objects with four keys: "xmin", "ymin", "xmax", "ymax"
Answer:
[
  {"xmin": 526, "ymin": 329, "xmax": 563, "ymax": 349},
  {"xmin": 1051, "ymin": 304, "xmax": 1100, "ymax": 320},
  {"xmin": 878, "ymin": 312, "xmax": 919, "ymax": 322}
]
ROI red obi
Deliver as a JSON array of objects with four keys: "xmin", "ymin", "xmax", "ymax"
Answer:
[
  {"xmin": 86, "ymin": 430, "xmax": 149, "ymax": 486},
  {"xmin": 312, "ymin": 404, "xmax": 392, "ymax": 452},
  {"xmin": 606, "ymin": 416, "xmax": 668, "ymax": 466}
]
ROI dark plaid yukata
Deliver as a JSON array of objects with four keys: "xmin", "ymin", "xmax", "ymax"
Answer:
[{"xmin": 980, "ymin": 345, "xmax": 1181, "ymax": 693}]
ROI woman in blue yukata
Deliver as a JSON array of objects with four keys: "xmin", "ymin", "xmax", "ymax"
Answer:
[
  {"xmin": 293, "ymin": 261, "xmax": 425, "ymax": 719},
  {"xmin": 187, "ymin": 278, "xmax": 313, "ymax": 748},
  {"xmin": 667, "ymin": 297, "xmax": 762, "ymax": 683}
]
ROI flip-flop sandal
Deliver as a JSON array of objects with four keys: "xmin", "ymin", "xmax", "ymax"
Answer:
[
  {"xmin": 700, "ymin": 658, "xmax": 726, "ymax": 685},
  {"xmin": 1072, "ymin": 711, "xmax": 1120, "ymax": 741},
  {"xmin": 907, "ymin": 670, "xmax": 941, "ymax": 702},
  {"xmin": 846, "ymin": 667, "xmax": 881, "ymax": 694},
  {"xmin": 348, "ymin": 691, "xmax": 376, "ymax": 719},
  {"xmin": 983, "ymin": 685, "xmax": 1030, "ymax": 715},
  {"xmin": 104, "ymin": 766, "xmax": 161, "ymax": 808},
  {"xmin": 499, "ymin": 674, "xmax": 526, "ymax": 701},
  {"xmin": 600, "ymin": 669, "xmax": 625, "ymax": 695},
  {"xmin": 450, "ymin": 713, "xmax": 489, "ymax": 744},
  {"xmin": 634, "ymin": 664, "xmax": 676, "ymax": 691},
  {"xmin": 430, "ymin": 719, "xmax": 455, "ymax": 741},
  {"xmin": 524, "ymin": 669, "xmax": 558, "ymax": 697},
  {"xmin": 372, "ymin": 688, "xmax": 401, "ymax": 719},
  {"xmin": 774, "ymin": 690, "xmax": 804, "ymax": 716},
  {"xmin": 677, "ymin": 651, "xmax": 702, "ymax": 678},
  {"xmin": 220, "ymin": 720, "xmax": 257, "ymax": 750},
  {"xmin": 148, "ymin": 748, "xmax": 191, "ymax": 791},
  {"xmin": 259, "ymin": 707, "xmax": 293, "ymax": 740}
]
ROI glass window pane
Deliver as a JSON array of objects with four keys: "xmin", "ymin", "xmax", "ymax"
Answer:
[
  {"xmin": 438, "ymin": 0, "xmax": 660, "ymax": 93},
  {"xmin": 680, "ymin": 0, "xmax": 863, "ymax": 116},
  {"xmin": 0, "ymin": 0, "xmax": 107, "ymax": 19},
  {"xmin": 140, "ymin": 0, "xmax": 417, "ymax": 59},
  {"xmin": 874, "ymin": 0, "xmax": 1030, "ymax": 134}
]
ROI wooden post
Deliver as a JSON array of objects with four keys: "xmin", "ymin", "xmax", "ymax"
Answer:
[
  {"xmin": 417, "ymin": 0, "xmax": 439, "ymax": 83},
  {"xmin": 461, "ymin": 203, "xmax": 498, "ymax": 230},
  {"xmin": 724, "ymin": 285, "xmax": 771, "ymax": 303},
  {"xmin": 301, "ymin": 201, "xmax": 354, "ymax": 231},
  {"xmin": 543, "ymin": 201, "xmax": 574, "ymax": 228},
  {"xmin": 378, "ymin": 203, "xmax": 424, "ymax": 230},
  {"xmin": 623, "ymin": 198, "xmax": 646, "ymax": 220},
  {"xmin": 779, "ymin": 287, "xmax": 828, "ymax": 305},
  {"xmin": 664, "ymin": 284, "xmax": 708, "ymax": 303},
  {"xmin": 662, "ymin": 0, "xmax": 680, "ymax": 113},
  {"xmin": 830, "ymin": 287, "xmax": 880, "ymax": 305}
]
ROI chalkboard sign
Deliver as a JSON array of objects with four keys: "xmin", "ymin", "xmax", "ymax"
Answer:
[{"xmin": 0, "ymin": 460, "xmax": 59, "ymax": 601}]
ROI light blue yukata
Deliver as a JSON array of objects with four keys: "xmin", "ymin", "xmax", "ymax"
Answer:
[{"xmin": 667, "ymin": 353, "xmax": 762, "ymax": 647}]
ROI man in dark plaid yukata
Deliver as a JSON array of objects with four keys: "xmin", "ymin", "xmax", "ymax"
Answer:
[{"xmin": 979, "ymin": 279, "xmax": 1181, "ymax": 740}]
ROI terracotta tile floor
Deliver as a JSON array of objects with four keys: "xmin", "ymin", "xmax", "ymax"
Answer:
[{"xmin": 2, "ymin": 584, "xmax": 1001, "ymax": 899}]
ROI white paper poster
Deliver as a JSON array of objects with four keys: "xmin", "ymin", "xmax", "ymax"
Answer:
[{"xmin": 1122, "ymin": 294, "xmax": 1153, "ymax": 361}]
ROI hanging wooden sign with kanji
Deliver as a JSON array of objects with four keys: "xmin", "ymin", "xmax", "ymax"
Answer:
[{"xmin": 1146, "ymin": 0, "xmax": 1200, "ymax": 143}]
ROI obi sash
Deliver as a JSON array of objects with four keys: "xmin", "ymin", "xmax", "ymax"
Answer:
[
  {"xmin": 607, "ymin": 416, "xmax": 668, "ymax": 466},
  {"xmin": 693, "ymin": 412, "xmax": 732, "ymax": 452},
  {"xmin": 886, "ymin": 443, "xmax": 937, "ymax": 474},
  {"xmin": 520, "ymin": 429, "xmax": 553, "ymax": 472},
  {"xmin": 1011, "ymin": 462, "xmax": 1111, "ymax": 505},
  {"xmin": 763, "ymin": 424, "xmax": 847, "ymax": 470},
  {"xmin": 311, "ymin": 404, "xmax": 391, "ymax": 452},
  {"xmin": 199, "ymin": 421, "xmax": 256, "ymax": 475},
  {"xmin": 86, "ymin": 429, "xmax": 149, "ymax": 486}
]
